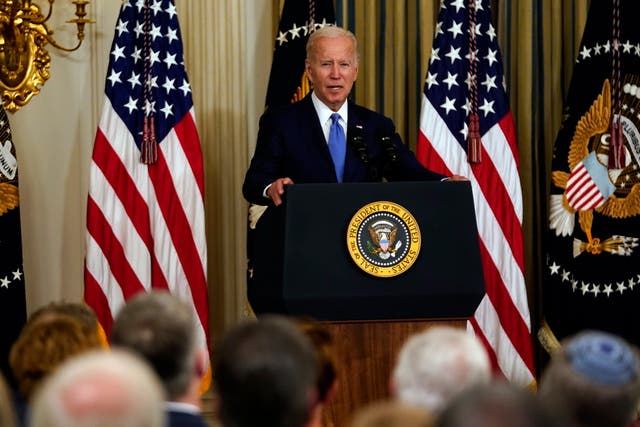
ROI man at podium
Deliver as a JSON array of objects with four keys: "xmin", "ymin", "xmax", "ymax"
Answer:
[{"xmin": 243, "ymin": 26, "xmax": 465, "ymax": 207}]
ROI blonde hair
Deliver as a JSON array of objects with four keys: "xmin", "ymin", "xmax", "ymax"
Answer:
[
  {"xmin": 10, "ymin": 314, "xmax": 101, "ymax": 398},
  {"xmin": 0, "ymin": 371, "xmax": 17, "ymax": 427},
  {"xmin": 350, "ymin": 401, "xmax": 433, "ymax": 427}
]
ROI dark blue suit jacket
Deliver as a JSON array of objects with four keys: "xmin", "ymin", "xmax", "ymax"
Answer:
[
  {"xmin": 166, "ymin": 409, "xmax": 208, "ymax": 427},
  {"xmin": 242, "ymin": 94, "xmax": 444, "ymax": 205}
]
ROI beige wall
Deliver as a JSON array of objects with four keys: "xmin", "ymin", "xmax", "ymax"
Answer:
[{"xmin": 10, "ymin": 0, "xmax": 275, "ymax": 347}]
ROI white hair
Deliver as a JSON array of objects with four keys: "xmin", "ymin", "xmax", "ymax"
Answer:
[
  {"xmin": 306, "ymin": 25, "xmax": 359, "ymax": 64},
  {"xmin": 392, "ymin": 326, "xmax": 491, "ymax": 413},
  {"xmin": 30, "ymin": 349, "xmax": 166, "ymax": 427}
]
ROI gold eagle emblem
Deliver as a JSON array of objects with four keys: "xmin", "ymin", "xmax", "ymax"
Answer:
[
  {"xmin": 0, "ymin": 181, "xmax": 18, "ymax": 215},
  {"xmin": 368, "ymin": 225, "xmax": 398, "ymax": 254},
  {"xmin": 549, "ymin": 78, "xmax": 640, "ymax": 256}
]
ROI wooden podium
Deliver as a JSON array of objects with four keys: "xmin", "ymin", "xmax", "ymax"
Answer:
[
  {"xmin": 321, "ymin": 319, "xmax": 466, "ymax": 426},
  {"xmin": 247, "ymin": 182, "xmax": 484, "ymax": 426}
]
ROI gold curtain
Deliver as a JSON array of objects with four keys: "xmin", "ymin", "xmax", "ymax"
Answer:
[
  {"xmin": 336, "ymin": 0, "xmax": 440, "ymax": 150},
  {"xmin": 514, "ymin": 0, "xmax": 589, "ymax": 340},
  {"xmin": 335, "ymin": 0, "xmax": 590, "ymax": 371}
]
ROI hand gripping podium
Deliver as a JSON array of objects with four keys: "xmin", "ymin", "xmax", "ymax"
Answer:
[
  {"xmin": 248, "ymin": 181, "xmax": 485, "ymax": 319},
  {"xmin": 247, "ymin": 181, "xmax": 485, "ymax": 426}
]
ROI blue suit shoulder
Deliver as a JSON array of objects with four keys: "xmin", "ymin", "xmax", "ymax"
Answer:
[
  {"xmin": 260, "ymin": 95, "xmax": 315, "ymax": 124},
  {"xmin": 346, "ymin": 100, "xmax": 445, "ymax": 182},
  {"xmin": 166, "ymin": 409, "xmax": 208, "ymax": 427}
]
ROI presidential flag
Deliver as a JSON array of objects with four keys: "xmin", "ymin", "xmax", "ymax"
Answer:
[
  {"xmin": 543, "ymin": 0, "xmax": 640, "ymax": 349},
  {"xmin": 416, "ymin": 0, "xmax": 535, "ymax": 385},
  {"xmin": 0, "ymin": 107, "xmax": 26, "ymax": 385},
  {"xmin": 264, "ymin": 0, "xmax": 335, "ymax": 109},
  {"xmin": 84, "ymin": 0, "xmax": 209, "ymax": 382}
]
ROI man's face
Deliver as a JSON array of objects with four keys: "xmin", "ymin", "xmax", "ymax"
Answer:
[{"xmin": 305, "ymin": 35, "xmax": 358, "ymax": 112}]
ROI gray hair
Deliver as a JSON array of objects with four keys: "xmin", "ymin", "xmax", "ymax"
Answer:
[
  {"xmin": 111, "ymin": 291, "xmax": 201, "ymax": 400},
  {"xmin": 30, "ymin": 349, "xmax": 165, "ymax": 427},
  {"xmin": 306, "ymin": 25, "xmax": 359, "ymax": 64},
  {"xmin": 392, "ymin": 326, "xmax": 491, "ymax": 413}
]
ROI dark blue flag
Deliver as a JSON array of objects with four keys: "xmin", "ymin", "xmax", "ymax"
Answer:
[
  {"xmin": 543, "ymin": 0, "xmax": 640, "ymax": 348},
  {"xmin": 264, "ymin": 0, "xmax": 336, "ymax": 108},
  {"xmin": 0, "ymin": 106, "xmax": 26, "ymax": 384}
]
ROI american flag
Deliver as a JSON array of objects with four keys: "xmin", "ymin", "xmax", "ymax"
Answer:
[
  {"xmin": 84, "ymin": 0, "xmax": 209, "ymax": 379},
  {"xmin": 416, "ymin": 0, "xmax": 535, "ymax": 385}
]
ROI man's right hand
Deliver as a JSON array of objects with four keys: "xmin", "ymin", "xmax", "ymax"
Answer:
[{"xmin": 267, "ymin": 177, "xmax": 294, "ymax": 206}]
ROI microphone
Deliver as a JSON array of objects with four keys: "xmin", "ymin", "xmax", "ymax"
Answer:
[
  {"xmin": 349, "ymin": 125, "xmax": 378, "ymax": 180},
  {"xmin": 380, "ymin": 134, "xmax": 399, "ymax": 177},
  {"xmin": 381, "ymin": 135, "xmax": 399, "ymax": 163}
]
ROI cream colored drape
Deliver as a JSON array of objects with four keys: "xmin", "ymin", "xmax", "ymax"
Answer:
[
  {"xmin": 176, "ymin": 1, "xmax": 274, "ymax": 346},
  {"xmin": 335, "ymin": 0, "xmax": 440, "ymax": 150}
]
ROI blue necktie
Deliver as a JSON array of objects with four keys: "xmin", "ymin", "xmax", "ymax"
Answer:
[{"xmin": 328, "ymin": 113, "xmax": 346, "ymax": 182}]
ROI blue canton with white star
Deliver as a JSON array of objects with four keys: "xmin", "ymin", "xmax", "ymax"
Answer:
[
  {"xmin": 105, "ymin": 0, "xmax": 192, "ymax": 149},
  {"xmin": 425, "ymin": 0, "xmax": 509, "ymax": 146}
]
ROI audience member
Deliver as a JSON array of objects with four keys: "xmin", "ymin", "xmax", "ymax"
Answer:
[
  {"xmin": 0, "ymin": 370, "xmax": 17, "ymax": 427},
  {"xmin": 539, "ymin": 330, "xmax": 640, "ymax": 427},
  {"xmin": 435, "ymin": 381, "xmax": 560, "ymax": 427},
  {"xmin": 29, "ymin": 349, "xmax": 165, "ymax": 427},
  {"xmin": 110, "ymin": 290, "xmax": 209, "ymax": 427},
  {"xmin": 9, "ymin": 310, "xmax": 101, "ymax": 400},
  {"xmin": 215, "ymin": 315, "xmax": 319, "ymax": 427},
  {"xmin": 296, "ymin": 318, "xmax": 339, "ymax": 427},
  {"xmin": 296, "ymin": 318, "xmax": 338, "ymax": 402},
  {"xmin": 350, "ymin": 401, "xmax": 433, "ymax": 427},
  {"xmin": 390, "ymin": 326, "xmax": 490, "ymax": 414},
  {"xmin": 27, "ymin": 301, "xmax": 108, "ymax": 348}
]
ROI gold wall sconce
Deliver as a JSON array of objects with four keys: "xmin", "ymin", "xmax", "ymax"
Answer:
[{"xmin": 0, "ymin": 0, "xmax": 92, "ymax": 112}]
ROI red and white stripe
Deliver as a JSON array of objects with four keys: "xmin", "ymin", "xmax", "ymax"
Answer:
[
  {"xmin": 84, "ymin": 97, "xmax": 209, "ymax": 356},
  {"xmin": 417, "ymin": 96, "xmax": 535, "ymax": 386},
  {"xmin": 565, "ymin": 163, "xmax": 606, "ymax": 210}
]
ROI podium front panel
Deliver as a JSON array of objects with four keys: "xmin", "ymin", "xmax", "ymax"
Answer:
[{"xmin": 249, "ymin": 181, "xmax": 485, "ymax": 321}]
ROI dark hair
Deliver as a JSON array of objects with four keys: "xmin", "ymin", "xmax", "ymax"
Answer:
[
  {"xmin": 296, "ymin": 317, "xmax": 337, "ymax": 403},
  {"xmin": 436, "ymin": 381, "xmax": 562, "ymax": 427},
  {"xmin": 215, "ymin": 315, "xmax": 318, "ymax": 427}
]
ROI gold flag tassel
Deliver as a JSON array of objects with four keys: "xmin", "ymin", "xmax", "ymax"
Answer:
[
  {"xmin": 468, "ymin": 113, "xmax": 481, "ymax": 163},
  {"xmin": 609, "ymin": 117, "xmax": 625, "ymax": 169},
  {"xmin": 141, "ymin": 0, "xmax": 157, "ymax": 164},
  {"xmin": 142, "ymin": 115, "xmax": 157, "ymax": 164},
  {"xmin": 466, "ymin": 0, "xmax": 481, "ymax": 164}
]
